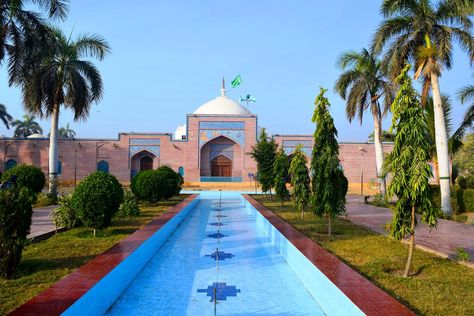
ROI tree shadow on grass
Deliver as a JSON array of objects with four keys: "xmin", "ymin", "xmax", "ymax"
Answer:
[{"xmin": 14, "ymin": 255, "xmax": 96, "ymax": 279}]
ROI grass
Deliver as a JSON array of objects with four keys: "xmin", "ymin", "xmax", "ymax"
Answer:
[
  {"xmin": 0, "ymin": 194, "xmax": 188, "ymax": 315},
  {"xmin": 251, "ymin": 195, "xmax": 474, "ymax": 316}
]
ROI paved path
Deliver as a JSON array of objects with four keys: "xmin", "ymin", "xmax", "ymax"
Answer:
[
  {"xmin": 345, "ymin": 195, "xmax": 474, "ymax": 265},
  {"xmin": 28, "ymin": 205, "xmax": 59, "ymax": 239}
]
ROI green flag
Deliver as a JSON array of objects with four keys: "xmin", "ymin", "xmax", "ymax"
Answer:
[{"xmin": 231, "ymin": 75, "xmax": 242, "ymax": 88}]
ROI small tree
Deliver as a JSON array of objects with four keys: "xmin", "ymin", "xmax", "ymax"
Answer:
[
  {"xmin": 250, "ymin": 128, "xmax": 277, "ymax": 195},
  {"xmin": 72, "ymin": 172, "xmax": 123, "ymax": 237},
  {"xmin": 311, "ymin": 87, "xmax": 348, "ymax": 236},
  {"xmin": 0, "ymin": 187, "xmax": 34, "ymax": 279},
  {"xmin": 2, "ymin": 164, "xmax": 46, "ymax": 193},
  {"xmin": 289, "ymin": 145, "xmax": 310, "ymax": 218},
  {"xmin": 273, "ymin": 148, "xmax": 290, "ymax": 206},
  {"xmin": 388, "ymin": 64, "xmax": 437, "ymax": 277}
]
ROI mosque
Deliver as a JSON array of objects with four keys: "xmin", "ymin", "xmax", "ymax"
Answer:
[{"xmin": 0, "ymin": 84, "xmax": 388, "ymax": 189}]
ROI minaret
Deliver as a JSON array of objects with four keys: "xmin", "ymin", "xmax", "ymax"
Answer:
[{"xmin": 221, "ymin": 77, "xmax": 226, "ymax": 96}]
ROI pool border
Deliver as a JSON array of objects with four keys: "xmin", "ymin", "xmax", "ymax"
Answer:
[
  {"xmin": 9, "ymin": 194, "xmax": 199, "ymax": 316},
  {"xmin": 242, "ymin": 194, "xmax": 415, "ymax": 316}
]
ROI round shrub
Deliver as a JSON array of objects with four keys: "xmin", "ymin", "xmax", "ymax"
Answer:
[
  {"xmin": 131, "ymin": 170, "xmax": 165, "ymax": 203},
  {"xmin": 120, "ymin": 190, "xmax": 140, "ymax": 216},
  {"xmin": 72, "ymin": 171, "xmax": 123, "ymax": 235},
  {"xmin": 2, "ymin": 164, "xmax": 45, "ymax": 193},
  {"xmin": 0, "ymin": 187, "xmax": 35, "ymax": 279},
  {"xmin": 156, "ymin": 166, "xmax": 182, "ymax": 199}
]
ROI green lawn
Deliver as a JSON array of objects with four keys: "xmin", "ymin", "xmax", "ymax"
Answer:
[
  {"xmin": 251, "ymin": 195, "xmax": 474, "ymax": 316},
  {"xmin": 0, "ymin": 195, "xmax": 188, "ymax": 315}
]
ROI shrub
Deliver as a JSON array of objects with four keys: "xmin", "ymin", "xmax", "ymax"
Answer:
[
  {"xmin": 72, "ymin": 172, "xmax": 123, "ymax": 236},
  {"xmin": 371, "ymin": 193, "xmax": 388, "ymax": 207},
  {"xmin": 131, "ymin": 170, "xmax": 164, "ymax": 203},
  {"xmin": 156, "ymin": 166, "xmax": 182, "ymax": 199},
  {"xmin": 2, "ymin": 164, "xmax": 45, "ymax": 193},
  {"xmin": 51, "ymin": 195, "xmax": 80, "ymax": 229},
  {"xmin": 33, "ymin": 192, "xmax": 55, "ymax": 208},
  {"xmin": 120, "ymin": 190, "xmax": 140, "ymax": 217},
  {"xmin": 0, "ymin": 187, "xmax": 35, "ymax": 279},
  {"xmin": 463, "ymin": 189, "xmax": 474, "ymax": 212},
  {"xmin": 457, "ymin": 175, "xmax": 474, "ymax": 189}
]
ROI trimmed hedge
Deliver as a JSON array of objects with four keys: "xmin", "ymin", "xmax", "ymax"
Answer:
[
  {"xmin": 72, "ymin": 172, "xmax": 123, "ymax": 234},
  {"xmin": 120, "ymin": 190, "xmax": 140, "ymax": 217},
  {"xmin": 2, "ymin": 165, "xmax": 45, "ymax": 193},
  {"xmin": 0, "ymin": 187, "xmax": 34, "ymax": 279},
  {"xmin": 131, "ymin": 167, "xmax": 182, "ymax": 203}
]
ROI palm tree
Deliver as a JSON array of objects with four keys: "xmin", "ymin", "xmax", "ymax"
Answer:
[
  {"xmin": 1, "ymin": 1, "xmax": 69, "ymax": 85},
  {"xmin": 11, "ymin": 114, "xmax": 43, "ymax": 138},
  {"xmin": 58, "ymin": 123, "xmax": 76, "ymax": 139},
  {"xmin": 456, "ymin": 82, "xmax": 474, "ymax": 141},
  {"xmin": 372, "ymin": 0, "xmax": 474, "ymax": 215},
  {"xmin": 0, "ymin": 104, "xmax": 13, "ymax": 129},
  {"xmin": 335, "ymin": 48, "xmax": 394, "ymax": 195},
  {"xmin": 16, "ymin": 27, "xmax": 110, "ymax": 197}
]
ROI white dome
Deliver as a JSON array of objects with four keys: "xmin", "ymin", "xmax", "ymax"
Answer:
[
  {"xmin": 193, "ymin": 87, "xmax": 251, "ymax": 115},
  {"xmin": 27, "ymin": 133, "xmax": 46, "ymax": 139}
]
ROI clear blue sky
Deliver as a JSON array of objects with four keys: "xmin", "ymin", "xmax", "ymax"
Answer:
[{"xmin": 0, "ymin": 0, "xmax": 472, "ymax": 141}]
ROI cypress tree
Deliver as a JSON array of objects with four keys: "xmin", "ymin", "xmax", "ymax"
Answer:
[
  {"xmin": 289, "ymin": 145, "xmax": 310, "ymax": 218},
  {"xmin": 388, "ymin": 64, "xmax": 437, "ymax": 277},
  {"xmin": 311, "ymin": 87, "xmax": 348, "ymax": 236},
  {"xmin": 273, "ymin": 147, "xmax": 290, "ymax": 206},
  {"xmin": 250, "ymin": 128, "xmax": 277, "ymax": 195}
]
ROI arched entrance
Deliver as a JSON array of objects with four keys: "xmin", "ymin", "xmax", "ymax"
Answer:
[
  {"xmin": 140, "ymin": 156, "xmax": 153, "ymax": 171},
  {"xmin": 211, "ymin": 155, "xmax": 232, "ymax": 177},
  {"xmin": 200, "ymin": 135, "xmax": 242, "ymax": 182},
  {"xmin": 130, "ymin": 150, "xmax": 158, "ymax": 179}
]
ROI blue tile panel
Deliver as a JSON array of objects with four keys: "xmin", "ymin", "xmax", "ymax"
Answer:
[
  {"xmin": 197, "ymin": 282, "xmax": 241, "ymax": 301},
  {"xmin": 282, "ymin": 140, "xmax": 313, "ymax": 147},
  {"xmin": 214, "ymin": 214, "xmax": 227, "ymax": 218},
  {"xmin": 204, "ymin": 250, "xmax": 234, "ymax": 261},
  {"xmin": 200, "ymin": 176, "xmax": 243, "ymax": 182},
  {"xmin": 129, "ymin": 138, "xmax": 161, "ymax": 145},
  {"xmin": 129, "ymin": 145, "xmax": 160, "ymax": 157},
  {"xmin": 209, "ymin": 222, "xmax": 226, "ymax": 226},
  {"xmin": 210, "ymin": 143, "xmax": 234, "ymax": 160},
  {"xmin": 199, "ymin": 129, "xmax": 244, "ymax": 146},
  {"xmin": 283, "ymin": 146, "xmax": 312, "ymax": 157},
  {"xmin": 199, "ymin": 121, "xmax": 245, "ymax": 129},
  {"xmin": 206, "ymin": 232, "xmax": 227, "ymax": 239}
]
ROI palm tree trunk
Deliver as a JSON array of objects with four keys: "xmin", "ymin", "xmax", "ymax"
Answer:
[
  {"xmin": 49, "ymin": 105, "xmax": 60, "ymax": 198},
  {"xmin": 373, "ymin": 112, "xmax": 386, "ymax": 196},
  {"xmin": 403, "ymin": 206, "xmax": 416, "ymax": 277},
  {"xmin": 430, "ymin": 72, "xmax": 452, "ymax": 215}
]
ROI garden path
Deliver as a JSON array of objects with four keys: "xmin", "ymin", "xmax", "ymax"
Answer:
[
  {"xmin": 28, "ymin": 205, "xmax": 59, "ymax": 240},
  {"xmin": 345, "ymin": 195, "xmax": 474, "ymax": 266}
]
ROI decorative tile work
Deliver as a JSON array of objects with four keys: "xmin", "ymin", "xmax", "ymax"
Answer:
[
  {"xmin": 209, "ymin": 222, "xmax": 226, "ymax": 226},
  {"xmin": 284, "ymin": 146, "xmax": 312, "ymax": 157},
  {"xmin": 282, "ymin": 140, "xmax": 313, "ymax": 147},
  {"xmin": 199, "ymin": 121, "xmax": 245, "ymax": 129},
  {"xmin": 129, "ymin": 145, "xmax": 160, "ymax": 157},
  {"xmin": 206, "ymin": 232, "xmax": 227, "ymax": 239},
  {"xmin": 197, "ymin": 282, "xmax": 241, "ymax": 301},
  {"xmin": 199, "ymin": 129, "xmax": 244, "ymax": 146},
  {"xmin": 205, "ymin": 250, "xmax": 234, "ymax": 261},
  {"xmin": 129, "ymin": 138, "xmax": 161, "ymax": 145}
]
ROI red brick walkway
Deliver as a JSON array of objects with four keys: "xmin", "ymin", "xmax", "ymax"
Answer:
[{"xmin": 346, "ymin": 195, "xmax": 474, "ymax": 265}]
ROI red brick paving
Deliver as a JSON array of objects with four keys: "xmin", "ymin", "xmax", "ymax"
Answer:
[
  {"xmin": 243, "ymin": 194, "xmax": 415, "ymax": 316},
  {"xmin": 345, "ymin": 195, "xmax": 474, "ymax": 264},
  {"xmin": 9, "ymin": 194, "xmax": 198, "ymax": 316}
]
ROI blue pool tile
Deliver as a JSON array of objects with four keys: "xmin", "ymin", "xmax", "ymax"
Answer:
[
  {"xmin": 205, "ymin": 250, "xmax": 234, "ymax": 261},
  {"xmin": 197, "ymin": 282, "xmax": 241, "ymax": 301},
  {"xmin": 215, "ymin": 215, "xmax": 227, "ymax": 218},
  {"xmin": 206, "ymin": 232, "xmax": 227, "ymax": 239},
  {"xmin": 209, "ymin": 222, "xmax": 226, "ymax": 226}
]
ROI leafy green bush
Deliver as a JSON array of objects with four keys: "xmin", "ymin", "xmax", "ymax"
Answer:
[
  {"xmin": 120, "ymin": 190, "xmax": 140, "ymax": 216},
  {"xmin": 2, "ymin": 164, "xmax": 45, "ymax": 193},
  {"xmin": 51, "ymin": 195, "xmax": 80, "ymax": 229},
  {"xmin": 156, "ymin": 166, "xmax": 182, "ymax": 199},
  {"xmin": 72, "ymin": 172, "xmax": 123, "ymax": 236},
  {"xmin": 131, "ymin": 170, "xmax": 164, "ymax": 203},
  {"xmin": 0, "ymin": 187, "xmax": 35, "ymax": 279},
  {"xmin": 431, "ymin": 185, "xmax": 474, "ymax": 213},
  {"xmin": 371, "ymin": 193, "xmax": 388, "ymax": 207},
  {"xmin": 463, "ymin": 189, "xmax": 474, "ymax": 212}
]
